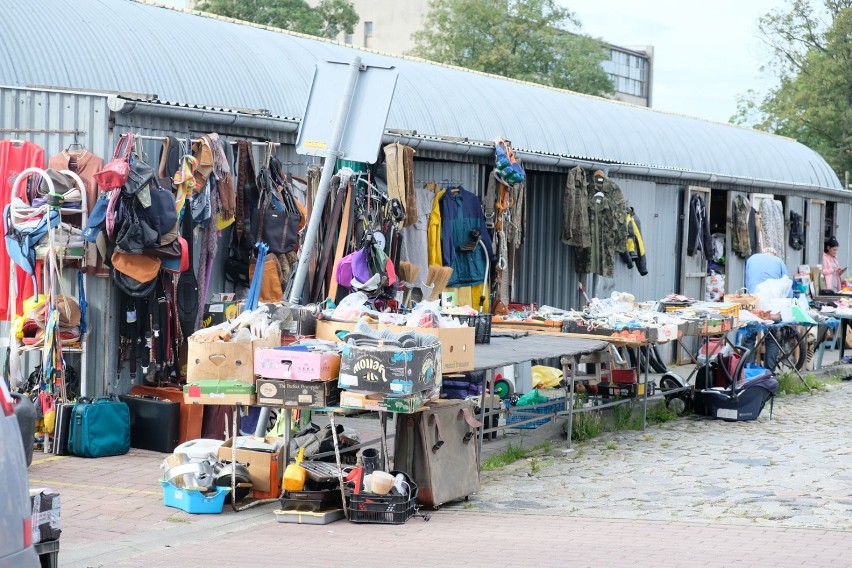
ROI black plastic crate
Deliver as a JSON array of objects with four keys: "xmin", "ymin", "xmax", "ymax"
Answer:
[
  {"xmin": 454, "ymin": 313, "xmax": 492, "ymax": 344},
  {"xmin": 347, "ymin": 486, "xmax": 419, "ymax": 524},
  {"xmin": 35, "ymin": 539, "xmax": 59, "ymax": 568}
]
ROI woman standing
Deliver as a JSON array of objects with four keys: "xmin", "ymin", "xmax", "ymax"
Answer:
[{"xmin": 821, "ymin": 236, "xmax": 845, "ymax": 292}]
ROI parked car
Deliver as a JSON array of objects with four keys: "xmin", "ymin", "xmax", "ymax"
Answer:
[{"xmin": 0, "ymin": 379, "xmax": 39, "ymax": 568}]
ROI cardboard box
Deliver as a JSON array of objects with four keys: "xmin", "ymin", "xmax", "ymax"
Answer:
[
  {"xmin": 201, "ymin": 294, "xmax": 241, "ymax": 329},
  {"xmin": 29, "ymin": 488, "xmax": 61, "ymax": 544},
  {"xmin": 256, "ymin": 377, "xmax": 341, "ymax": 408},
  {"xmin": 338, "ymin": 342, "xmax": 441, "ymax": 396},
  {"xmin": 218, "ymin": 436, "xmax": 284, "ymax": 498},
  {"xmin": 316, "ymin": 319, "xmax": 474, "ymax": 372},
  {"xmin": 339, "ymin": 388, "xmax": 437, "ymax": 414},
  {"xmin": 254, "ymin": 346, "xmax": 341, "ymax": 381},
  {"xmin": 187, "ymin": 331, "xmax": 281, "ymax": 384},
  {"xmin": 184, "ymin": 380, "xmax": 256, "ymax": 406}
]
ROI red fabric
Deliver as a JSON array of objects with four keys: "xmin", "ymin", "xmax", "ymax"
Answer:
[{"xmin": 0, "ymin": 140, "xmax": 45, "ymax": 320}]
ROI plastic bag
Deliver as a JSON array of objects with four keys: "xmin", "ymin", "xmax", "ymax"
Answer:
[
  {"xmin": 330, "ymin": 291, "xmax": 369, "ymax": 321},
  {"xmin": 405, "ymin": 300, "xmax": 441, "ymax": 328},
  {"xmin": 531, "ymin": 366, "xmax": 563, "ymax": 389},
  {"xmin": 754, "ymin": 276, "xmax": 792, "ymax": 307},
  {"xmin": 515, "ymin": 389, "xmax": 548, "ymax": 407}
]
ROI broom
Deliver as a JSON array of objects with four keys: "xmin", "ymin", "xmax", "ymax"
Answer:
[
  {"xmin": 425, "ymin": 265, "xmax": 453, "ymax": 302},
  {"xmin": 398, "ymin": 261, "xmax": 421, "ymax": 308}
]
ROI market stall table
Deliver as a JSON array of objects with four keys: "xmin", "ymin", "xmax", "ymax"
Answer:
[{"xmin": 472, "ymin": 332, "xmax": 609, "ymax": 456}]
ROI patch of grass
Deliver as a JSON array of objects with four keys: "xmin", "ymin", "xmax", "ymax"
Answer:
[
  {"xmin": 642, "ymin": 433, "xmax": 656, "ymax": 442},
  {"xmin": 530, "ymin": 457, "xmax": 541, "ymax": 474},
  {"xmin": 604, "ymin": 440, "xmax": 618, "ymax": 450},
  {"xmin": 538, "ymin": 440, "xmax": 552, "ymax": 453},
  {"xmin": 776, "ymin": 371, "xmax": 811, "ymax": 396},
  {"xmin": 611, "ymin": 403, "xmax": 642, "ymax": 431},
  {"xmin": 646, "ymin": 401, "xmax": 679, "ymax": 425},
  {"xmin": 166, "ymin": 515, "xmax": 191, "ymax": 523},
  {"xmin": 462, "ymin": 502, "xmax": 475, "ymax": 510},
  {"xmin": 481, "ymin": 443, "xmax": 527, "ymax": 471},
  {"xmin": 660, "ymin": 440, "xmax": 670, "ymax": 448},
  {"xmin": 571, "ymin": 410, "xmax": 605, "ymax": 441}
]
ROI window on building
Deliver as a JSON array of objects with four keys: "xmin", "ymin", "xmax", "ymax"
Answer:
[
  {"xmin": 364, "ymin": 21, "xmax": 373, "ymax": 48},
  {"xmin": 344, "ymin": 33, "xmax": 353, "ymax": 45}
]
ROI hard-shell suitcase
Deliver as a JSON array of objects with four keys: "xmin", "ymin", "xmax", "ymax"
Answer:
[
  {"xmin": 129, "ymin": 384, "xmax": 203, "ymax": 443},
  {"xmin": 68, "ymin": 397, "xmax": 131, "ymax": 458},
  {"xmin": 118, "ymin": 394, "xmax": 180, "ymax": 453},
  {"xmin": 394, "ymin": 399, "xmax": 481, "ymax": 508},
  {"xmin": 53, "ymin": 402, "xmax": 75, "ymax": 456}
]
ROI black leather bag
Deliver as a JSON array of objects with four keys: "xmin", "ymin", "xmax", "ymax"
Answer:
[
  {"xmin": 250, "ymin": 168, "xmax": 301, "ymax": 254},
  {"xmin": 125, "ymin": 158, "xmax": 155, "ymax": 196},
  {"xmin": 142, "ymin": 181, "xmax": 178, "ymax": 238},
  {"xmin": 116, "ymin": 206, "xmax": 159, "ymax": 254}
]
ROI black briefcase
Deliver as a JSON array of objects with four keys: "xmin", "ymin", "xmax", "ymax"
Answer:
[
  {"xmin": 53, "ymin": 402, "xmax": 75, "ymax": 456},
  {"xmin": 118, "ymin": 394, "xmax": 180, "ymax": 453}
]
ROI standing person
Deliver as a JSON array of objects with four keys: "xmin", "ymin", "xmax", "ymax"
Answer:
[
  {"xmin": 821, "ymin": 237, "xmax": 845, "ymax": 292},
  {"xmin": 745, "ymin": 247, "xmax": 791, "ymax": 295},
  {"xmin": 743, "ymin": 246, "xmax": 790, "ymax": 371}
]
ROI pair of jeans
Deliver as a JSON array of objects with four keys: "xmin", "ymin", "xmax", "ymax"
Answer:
[{"xmin": 741, "ymin": 328, "xmax": 779, "ymax": 371}]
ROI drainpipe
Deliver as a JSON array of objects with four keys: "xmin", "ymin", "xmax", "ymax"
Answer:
[{"xmin": 108, "ymin": 98, "xmax": 301, "ymax": 134}]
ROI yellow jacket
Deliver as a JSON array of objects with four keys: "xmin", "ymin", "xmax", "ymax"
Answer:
[{"xmin": 427, "ymin": 189, "xmax": 446, "ymax": 266}]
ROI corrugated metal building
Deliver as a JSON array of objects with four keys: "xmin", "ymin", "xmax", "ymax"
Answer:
[{"xmin": 0, "ymin": 0, "xmax": 849, "ymax": 392}]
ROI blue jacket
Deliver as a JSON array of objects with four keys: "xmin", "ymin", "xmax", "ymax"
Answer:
[{"xmin": 439, "ymin": 188, "xmax": 494, "ymax": 287}]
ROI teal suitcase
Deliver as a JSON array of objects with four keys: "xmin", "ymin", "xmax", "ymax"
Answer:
[{"xmin": 68, "ymin": 397, "xmax": 131, "ymax": 458}]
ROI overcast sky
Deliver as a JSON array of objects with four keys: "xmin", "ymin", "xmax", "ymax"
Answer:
[{"xmin": 568, "ymin": 0, "xmax": 788, "ymax": 124}]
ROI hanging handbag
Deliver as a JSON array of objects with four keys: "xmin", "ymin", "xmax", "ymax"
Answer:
[
  {"xmin": 250, "ymin": 168, "xmax": 302, "ymax": 254},
  {"xmin": 116, "ymin": 205, "xmax": 159, "ymax": 254},
  {"xmin": 94, "ymin": 132, "xmax": 135, "ymax": 190}
]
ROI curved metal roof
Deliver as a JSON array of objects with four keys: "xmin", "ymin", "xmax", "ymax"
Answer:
[{"xmin": 0, "ymin": 0, "xmax": 841, "ymax": 190}]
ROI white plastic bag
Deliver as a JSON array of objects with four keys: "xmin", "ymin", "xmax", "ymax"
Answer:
[{"xmin": 754, "ymin": 276, "xmax": 792, "ymax": 308}]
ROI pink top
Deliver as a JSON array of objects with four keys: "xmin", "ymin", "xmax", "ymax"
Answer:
[{"xmin": 822, "ymin": 252, "xmax": 843, "ymax": 291}]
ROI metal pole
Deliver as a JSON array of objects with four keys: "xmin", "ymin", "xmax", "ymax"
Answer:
[
  {"xmin": 289, "ymin": 56, "xmax": 363, "ymax": 305},
  {"xmin": 254, "ymin": 57, "xmax": 362, "ymax": 439}
]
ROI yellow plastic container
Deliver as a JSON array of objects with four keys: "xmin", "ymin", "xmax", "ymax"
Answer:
[{"xmin": 282, "ymin": 447, "xmax": 306, "ymax": 492}]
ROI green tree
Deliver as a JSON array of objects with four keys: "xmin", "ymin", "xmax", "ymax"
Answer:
[
  {"xmin": 410, "ymin": 0, "xmax": 613, "ymax": 96},
  {"xmin": 733, "ymin": 1, "xmax": 852, "ymax": 178},
  {"xmin": 197, "ymin": 0, "xmax": 358, "ymax": 39}
]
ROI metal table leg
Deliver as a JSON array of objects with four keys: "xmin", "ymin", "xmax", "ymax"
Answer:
[
  {"xmin": 641, "ymin": 344, "xmax": 649, "ymax": 430},
  {"xmin": 380, "ymin": 411, "xmax": 388, "ymax": 471},
  {"xmin": 476, "ymin": 368, "xmax": 493, "ymax": 469},
  {"xmin": 328, "ymin": 412, "xmax": 349, "ymax": 521},
  {"xmin": 561, "ymin": 355, "xmax": 577, "ymax": 452}
]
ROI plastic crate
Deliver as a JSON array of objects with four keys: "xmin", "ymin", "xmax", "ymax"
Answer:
[
  {"xmin": 454, "ymin": 313, "xmax": 492, "ymax": 344},
  {"xmin": 506, "ymin": 397, "xmax": 566, "ymax": 429},
  {"xmin": 348, "ymin": 487, "xmax": 419, "ymax": 524},
  {"xmin": 35, "ymin": 539, "xmax": 59, "ymax": 568}
]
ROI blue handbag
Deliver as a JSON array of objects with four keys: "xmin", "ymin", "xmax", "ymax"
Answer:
[{"xmin": 68, "ymin": 397, "xmax": 131, "ymax": 458}]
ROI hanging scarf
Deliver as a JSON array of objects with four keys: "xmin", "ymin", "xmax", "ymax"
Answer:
[
  {"xmin": 206, "ymin": 133, "xmax": 236, "ymax": 222},
  {"xmin": 172, "ymin": 155, "xmax": 199, "ymax": 218}
]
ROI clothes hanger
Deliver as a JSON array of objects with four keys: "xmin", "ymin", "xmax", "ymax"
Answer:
[{"xmin": 65, "ymin": 130, "xmax": 84, "ymax": 153}]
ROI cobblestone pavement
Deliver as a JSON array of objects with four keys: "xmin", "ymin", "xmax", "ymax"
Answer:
[
  {"xmin": 28, "ymin": 381, "xmax": 852, "ymax": 567},
  {"xmin": 476, "ymin": 381, "xmax": 852, "ymax": 531}
]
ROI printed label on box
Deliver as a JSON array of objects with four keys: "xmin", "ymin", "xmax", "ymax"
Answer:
[
  {"xmin": 209, "ymin": 305, "xmax": 224, "ymax": 313},
  {"xmin": 339, "ymin": 373, "xmax": 358, "ymax": 387},
  {"xmin": 717, "ymin": 408, "xmax": 738, "ymax": 420}
]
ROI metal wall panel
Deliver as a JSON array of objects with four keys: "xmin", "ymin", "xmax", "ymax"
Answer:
[
  {"xmin": 805, "ymin": 200, "xmax": 824, "ymax": 268},
  {"xmin": 411, "ymin": 159, "xmax": 484, "ymax": 196},
  {"xmin": 605, "ymin": 179, "xmax": 679, "ymax": 301},
  {"xmin": 516, "ymin": 172, "xmax": 579, "ymax": 309},
  {"xmin": 0, "ymin": 86, "xmax": 111, "ymax": 396}
]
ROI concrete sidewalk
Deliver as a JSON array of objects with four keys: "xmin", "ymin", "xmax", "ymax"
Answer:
[{"xmin": 28, "ymin": 351, "xmax": 851, "ymax": 567}]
